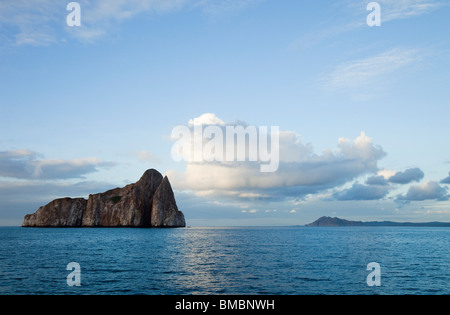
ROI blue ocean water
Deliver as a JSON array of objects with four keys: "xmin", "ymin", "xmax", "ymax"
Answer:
[{"xmin": 0, "ymin": 226, "xmax": 448, "ymax": 295}]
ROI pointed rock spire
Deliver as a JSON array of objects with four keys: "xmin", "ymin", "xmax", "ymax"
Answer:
[{"xmin": 151, "ymin": 176, "xmax": 186, "ymax": 227}]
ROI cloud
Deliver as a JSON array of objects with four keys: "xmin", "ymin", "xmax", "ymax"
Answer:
[
  {"xmin": 388, "ymin": 167, "xmax": 424, "ymax": 184},
  {"xmin": 241, "ymin": 209, "xmax": 258, "ymax": 214},
  {"xmin": 168, "ymin": 114, "xmax": 386, "ymax": 201},
  {"xmin": 377, "ymin": 169, "xmax": 397, "ymax": 180},
  {"xmin": 137, "ymin": 150, "xmax": 161, "ymax": 164},
  {"xmin": 376, "ymin": 0, "xmax": 447, "ymax": 22},
  {"xmin": 0, "ymin": 179, "xmax": 121, "ymax": 224},
  {"xmin": 426, "ymin": 209, "xmax": 450, "ymax": 215},
  {"xmin": 334, "ymin": 183, "xmax": 390, "ymax": 201},
  {"xmin": 398, "ymin": 181, "xmax": 448, "ymax": 201},
  {"xmin": 4, "ymin": 0, "xmax": 443, "ymax": 46},
  {"xmin": 366, "ymin": 175, "xmax": 389, "ymax": 186},
  {"xmin": 68, "ymin": 0, "xmax": 189, "ymax": 42},
  {"xmin": 323, "ymin": 48, "xmax": 422, "ymax": 91},
  {"xmin": 291, "ymin": 1, "xmax": 446, "ymax": 52},
  {"xmin": 335, "ymin": 167, "xmax": 430, "ymax": 201},
  {"xmin": 0, "ymin": 0, "xmax": 265, "ymax": 45},
  {"xmin": 0, "ymin": 179, "xmax": 115, "ymax": 201},
  {"xmin": 0, "ymin": 0, "xmax": 60, "ymax": 46},
  {"xmin": 0, "ymin": 0, "xmax": 186, "ymax": 44},
  {"xmin": 346, "ymin": 1, "xmax": 447, "ymax": 23},
  {"xmin": 188, "ymin": 113, "xmax": 226, "ymax": 127},
  {"xmin": 0, "ymin": 149, "xmax": 115, "ymax": 180},
  {"xmin": 197, "ymin": 0, "xmax": 265, "ymax": 16},
  {"xmin": 440, "ymin": 172, "xmax": 450, "ymax": 184}
]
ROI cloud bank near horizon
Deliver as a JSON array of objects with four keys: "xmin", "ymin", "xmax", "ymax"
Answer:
[
  {"xmin": 0, "ymin": 150, "xmax": 115, "ymax": 180},
  {"xmin": 1, "ymin": 113, "xmax": 450, "ymax": 224}
]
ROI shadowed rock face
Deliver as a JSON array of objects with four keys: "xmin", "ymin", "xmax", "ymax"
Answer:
[
  {"xmin": 82, "ymin": 169, "xmax": 164, "ymax": 227},
  {"xmin": 22, "ymin": 169, "xmax": 186, "ymax": 228},
  {"xmin": 151, "ymin": 177, "xmax": 185, "ymax": 227},
  {"xmin": 23, "ymin": 198, "xmax": 87, "ymax": 227}
]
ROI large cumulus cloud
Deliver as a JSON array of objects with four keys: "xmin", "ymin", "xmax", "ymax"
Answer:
[{"xmin": 168, "ymin": 114, "xmax": 386, "ymax": 200}]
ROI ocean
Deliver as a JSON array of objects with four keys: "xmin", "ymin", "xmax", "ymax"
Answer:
[{"xmin": 0, "ymin": 226, "xmax": 448, "ymax": 295}]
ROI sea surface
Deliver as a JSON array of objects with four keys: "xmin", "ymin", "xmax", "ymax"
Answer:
[{"xmin": 0, "ymin": 226, "xmax": 448, "ymax": 295}]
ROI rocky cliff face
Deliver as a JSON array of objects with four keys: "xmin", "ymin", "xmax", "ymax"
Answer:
[
  {"xmin": 22, "ymin": 169, "xmax": 186, "ymax": 228},
  {"xmin": 151, "ymin": 177, "xmax": 186, "ymax": 227},
  {"xmin": 23, "ymin": 198, "xmax": 87, "ymax": 227}
]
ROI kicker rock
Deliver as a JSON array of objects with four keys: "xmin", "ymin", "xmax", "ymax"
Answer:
[{"xmin": 22, "ymin": 169, "xmax": 186, "ymax": 228}]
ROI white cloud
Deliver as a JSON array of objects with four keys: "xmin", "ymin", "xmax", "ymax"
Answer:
[
  {"xmin": 15, "ymin": 30, "xmax": 57, "ymax": 46},
  {"xmin": 378, "ymin": 169, "xmax": 398, "ymax": 180},
  {"xmin": 188, "ymin": 113, "xmax": 226, "ymax": 127},
  {"xmin": 69, "ymin": 0, "xmax": 189, "ymax": 42},
  {"xmin": 376, "ymin": 0, "xmax": 447, "ymax": 22},
  {"xmin": 345, "ymin": 0, "xmax": 446, "ymax": 23},
  {"xmin": 0, "ymin": 0, "xmax": 60, "ymax": 46},
  {"xmin": 238, "ymin": 192, "xmax": 269, "ymax": 198},
  {"xmin": 323, "ymin": 48, "xmax": 422, "ymax": 91},
  {"xmin": 241, "ymin": 209, "xmax": 258, "ymax": 214},
  {"xmin": 426, "ymin": 209, "xmax": 450, "ymax": 215},
  {"xmin": 0, "ymin": 0, "xmax": 265, "ymax": 45},
  {"xmin": 168, "ymin": 114, "xmax": 386, "ymax": 201},
  {"xmin": 0, "ymin": 0, "xmax": 178, "ymax": 44},
  {"xmin": 291, "ymin": 1, "xmax": 445, "ymax": 52},
  {"xmin": 3, "ymin": 0, "xmax": 443, "ymax": 46}
]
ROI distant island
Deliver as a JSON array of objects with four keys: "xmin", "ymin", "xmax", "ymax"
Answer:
[
  {"xmin": 306, "ymin": 216, "xmax": 450, "ymax": 227},
  {"xmin": 22, "ymin": 169, "xmax": 186, "ymax": 228}
]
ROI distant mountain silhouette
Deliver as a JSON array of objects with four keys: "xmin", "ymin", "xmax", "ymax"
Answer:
[{"xmin": 306, "ymin": 216, "xmax": 450, "ymax": 227}]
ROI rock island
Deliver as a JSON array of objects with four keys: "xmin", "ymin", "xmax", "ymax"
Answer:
[{"xmin": 22, "ymin": 169, "xmax": 186, "ymax": 228}]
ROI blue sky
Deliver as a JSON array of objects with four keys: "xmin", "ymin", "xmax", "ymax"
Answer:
[{"xmin": 1, "ymin": 0, "xmax": 450, "ymax": 226}]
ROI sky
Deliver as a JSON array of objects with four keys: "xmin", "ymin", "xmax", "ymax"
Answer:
[{"xmin": 1, "ymin": 0, "xmax": 450, "ymax": 226}]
